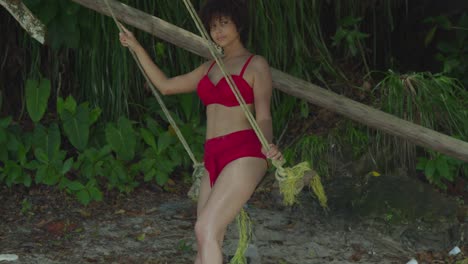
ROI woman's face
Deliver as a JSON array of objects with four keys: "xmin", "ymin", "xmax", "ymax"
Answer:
[{"xmin": 209, "ymin": 15, "xmax": 240, "ymax": 47}]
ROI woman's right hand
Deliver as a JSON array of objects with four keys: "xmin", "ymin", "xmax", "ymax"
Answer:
[{"xmin": 118, "ymin": 23, "xmax": 140, "ymax": 51}]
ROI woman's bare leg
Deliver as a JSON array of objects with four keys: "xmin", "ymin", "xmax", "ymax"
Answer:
[
  {"xmin": 195, "ymin": 157, "xmax": 267, "ymax": 264},
  {"xmin": 194, "ymin": 173, "xmax": 211, "ymax": 264}
]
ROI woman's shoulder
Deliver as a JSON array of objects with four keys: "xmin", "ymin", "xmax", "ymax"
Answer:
[
  {"xmin": 196, "ymin": 59, "xmax": 216, "ymax": 74},
  {"xmin": 249, "ymin": 54, "xmax": 270, "ymax": 72}
]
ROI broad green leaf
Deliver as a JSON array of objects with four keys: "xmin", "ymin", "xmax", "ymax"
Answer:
[
  {"xmin": 34, "ymin": 148, "xmax": 49, "ymax": 164},
  {"xmin": 24, "ymin": 160, "xmax": 39, "ymax": 170},
  {"xmin": 416, "ymin": 157, "xmax": 428, "ymax": 170},
  {"xmin": 4, "ymin": 161, "xmax": 22, "ymax": 187},
  {"xmin": 425, "ymin": 159, "xmax": 436, "ymax": 178},
  {"xmin": 35, "ymin": 166, "xmax": 47, "ymax": 184},
  {"xmin": 105, "ymin": 117, "xmax": 136, "ymax": 161},
  {"xmin": 17, "ymin": 143, "xmax": 28, "ymax": 166},
  {"xmin": 179, "ymin": 94, "xmax": 193, "ymax": 120},
  {"xmin": 155, "ymin": 170, "xmax": 169, "ymax": 186},
  {"xmin": 436, "ymin": 158, "xmax": 451, "ymax": 181},
  {"xmin": 23, "ymin": 175, "xmax": 32, "ymax": 187},
  {"xmin": 139, "ymin": 158, "xmax": 155, "ymax": 172},
  {"xmin": 146, "ymin": 117, "xmax": 162, "ymax": 135},
  {"xmin": 88, "ymin": 186, "xmax": 103, "ymax": 201},
  {"xmin": 33, "ymin": 123, "xmax": 61, "ymax": 160},
  {"xmin": 157, "ymin": 131, "xmax": 173, "ymax": 154},
  {"xmin": 57, "ymin": 96, "xmax": 78, "ymax": 117},
  {"xmin": 67, "ymin": 180, "xmax": 85, "ymax": 191},
  {"xmin": 144, "ymin": 168, "xmax": 156, "ymax": 182},
  {"xmin": 61, "ymin": 158, "xmax": 74, "ymax": 175},
  {"xmin": 140, "ymin": 128, "xmax": 157, "ymax": 150},
  {"xmin": 168, "ymin": 148, "xmax": 182, "ymax": 165},
  {"xmin": 25, "ymin": 78, "xmax": 51, "ymax": 123},
  {"xmin": 76, "ymin": 189, "xmax": 91, "ymax": 205},
  {"xmin": 89, "ymin": 107, "xmax": 102, "ymax": 125},
  {"xmin": 61, "ymin": 104, "xmax": 90, "ymax": 150},
  {"xmin": 43, "ymin": 167, "xmax": 60, "ymax": 185}
]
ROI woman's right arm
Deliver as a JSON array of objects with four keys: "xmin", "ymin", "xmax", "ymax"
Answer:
[{"xmin": 119, "ymin": 25, "xmax": 208, "ymax": 95}]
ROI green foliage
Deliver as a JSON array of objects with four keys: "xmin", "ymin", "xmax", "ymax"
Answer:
[
  {"xmin": 57, "ymin": 96, "xmax": 102, "ymax": 151},
  {"xmin": 25, "ymin": 78, "xmax": 51, "ymax": 123},
  {"xmin": 21, "ymin": 198, "xmax": 33, "ymax": 215},
  {"xmin": 32, "ymin": 123, "xmax": 61, "ymax": 160},
  {"xmin": 0, "ymin": 160, "xmax": 31, "ymax": 188},
  {"xmin": 28, "ymin": 123, "xmax": 73, "ymax": 186},
  {"xmin": 23, "ymin": 0, "xmax": 88, "ymax": 50},
  {"xmin": 73, "ymin": 146, "xmax": 113, "ymax": 180},
  {"xmin": 133, "ymin": 126, "xmax": 178, "ymax": 186},
  {"xmin": 332, "ymin": 16, "xmax": 369, "ymax": 57},
  {"xmin": 105, "ymin": 117, "xmax": 136, "ymax": 161},
  {"xmin": 332, "ymin": 121, "xmax": 370, "ymax": 159},
  {"xmin": 0, "ymin": 119, "xmax": 33, "ymax": 187},
  {"xmin": 0, "ymin": 117, "xmax": 12, "ymax": 161},
  {"xmin": 425, "ymin": 13, "xmax": 468, "ymax": 86},
  {"xmin": 2, "ymin": 85, "xmax": 201, "ymax": 204},
  {"xmin": 72, "ymin": 144, "xmax": 136, "ymax": 194},
  {"xmin": 373, "ymin": 71, "xmax": 468, "ymax": 169},
  {"xmin": 417, "ymin": 152, "xmax": 468, "ymax": 190},
  {"xmin": 284, "ymin": 134, "xmax": 330, "ymax": 178},
  {"xmin": 61, "ymin": 178, "xmax": 103, "ymax": 205}
]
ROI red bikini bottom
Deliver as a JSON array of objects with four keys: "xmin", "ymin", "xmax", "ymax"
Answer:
[{"xmin": 204, "ymin": 129, "xmax": 267, "ymax": 187}]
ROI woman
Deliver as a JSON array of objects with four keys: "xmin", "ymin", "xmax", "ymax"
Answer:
[{"xmin": 119, "ymin": 0, "xmax": 282, "ymax": 263}]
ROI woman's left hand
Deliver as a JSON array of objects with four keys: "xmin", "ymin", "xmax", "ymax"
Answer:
[{"xmin": 263, "ymin": 144, "xmax": 283, "ymax": 161}]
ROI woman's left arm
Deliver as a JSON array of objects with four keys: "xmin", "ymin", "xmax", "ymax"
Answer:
[
  {"xmin": 251, "ymin": 56, "xmax": 282, "ymax": 161},
  {"xmin": 251, "ymin": 56, "xmax": 273, "ymax": 143}
]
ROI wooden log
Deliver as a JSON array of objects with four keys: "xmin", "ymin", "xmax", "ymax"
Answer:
[
  {"xmin": 0, "ymin": 0, "xmax": 45, "ymax": 44},
  {"xmin": 71, "ymin": 0, "xmax": 468, "ymax": 162}
]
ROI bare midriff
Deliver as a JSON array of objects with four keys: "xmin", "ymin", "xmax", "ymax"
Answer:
[{"xmin": 205, "ymin": 104, "xmax": 255, "ymax": 139}]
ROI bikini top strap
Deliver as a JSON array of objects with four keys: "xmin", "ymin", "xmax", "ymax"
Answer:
[
  {"xmin": 206, "ymin": 60, "xmax": 217, "ymax": 74},
  {"xmin": 240, "ymin": 55, "xmax": 255, "ymax": 77}
]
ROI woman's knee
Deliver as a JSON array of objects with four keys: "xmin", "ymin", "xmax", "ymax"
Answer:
[{"xmin": 194, "ymin": 218, "xmax": 222, "ymax": 244}]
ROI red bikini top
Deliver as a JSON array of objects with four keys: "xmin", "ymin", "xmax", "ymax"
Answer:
[{"xmin": 197, "ymin": 55, "xmax": 255, "ymax": 107}]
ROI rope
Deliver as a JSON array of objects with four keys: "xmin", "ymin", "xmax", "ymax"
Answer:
[{"xmin": 103, "ymin": 0, "xmax": 205, "ymax": 200}]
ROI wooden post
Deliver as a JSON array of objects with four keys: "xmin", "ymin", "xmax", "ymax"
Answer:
[{"xmin": 68, "ymin": 0, "xmax": 468, "ymax": 162}]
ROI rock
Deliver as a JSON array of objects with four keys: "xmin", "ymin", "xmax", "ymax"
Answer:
[{"xmin": 0, "ymin": 254, "xmax": 18, "ymax": 261}]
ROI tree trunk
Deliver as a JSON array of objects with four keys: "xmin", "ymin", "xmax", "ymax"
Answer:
[
  {"xmin": 71, "ymin": 0, "xmax": 468, "ymax": 162},
  {"xmin": 0, "ymin": 0, "xmax": 45, "ymax": 44}
]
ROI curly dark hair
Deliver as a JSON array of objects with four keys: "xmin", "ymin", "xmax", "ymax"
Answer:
[{"xmin": 199, "ymin": 0, "xmax": 249, "ymax": 46}]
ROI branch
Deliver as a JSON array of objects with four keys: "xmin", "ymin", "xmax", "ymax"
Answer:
[
  {"xmin": 0, "ymin": 0, "xmax": 45, "ymax": 44},
  {"xmin": 71, "ymin": 0, "xmax": 468, "ymax": 162}
]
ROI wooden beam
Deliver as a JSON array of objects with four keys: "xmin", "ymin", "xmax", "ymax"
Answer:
[
  {"xmin": 71, "ymin": 0, "xmax": 468, "ymax": 162},
  {"xmin": 0, "ymin": 0, "xmax": 45, "ymax": 44}
]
